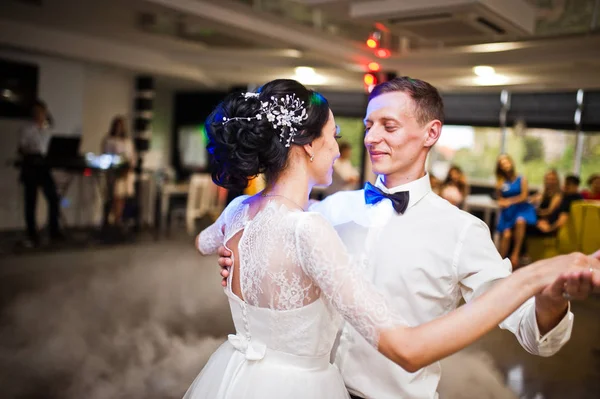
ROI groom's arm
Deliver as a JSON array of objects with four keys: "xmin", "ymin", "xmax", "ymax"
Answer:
[{"xmin": 455, "ymin": 219, "xmax": 573, "ymax": 356}]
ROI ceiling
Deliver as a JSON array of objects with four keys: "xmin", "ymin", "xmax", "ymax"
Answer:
[{"xmin": 0, "ymin": 0, "xmax": 599, "ymax": 92}]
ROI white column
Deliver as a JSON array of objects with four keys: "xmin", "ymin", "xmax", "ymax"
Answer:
[{"xmin": 573, "ymin": 89, "xmax": 585, "ymax": 175}]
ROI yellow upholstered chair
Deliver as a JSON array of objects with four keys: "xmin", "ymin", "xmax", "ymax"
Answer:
[
  {"xmin": 527, "ymin": 236, "xmax": 560, "ymax": 262},
  {"xmin": 572, "ymin": 200, "xmax": 600, "ymax": 254},
  {"xmin": 526, "ymin": 200, "xmax": 598, "ymax": 261}
]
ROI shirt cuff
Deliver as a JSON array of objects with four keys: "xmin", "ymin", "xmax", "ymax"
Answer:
[{"xmin": 529, "ymin": 301, "xmax": 573, "ymax": 350}]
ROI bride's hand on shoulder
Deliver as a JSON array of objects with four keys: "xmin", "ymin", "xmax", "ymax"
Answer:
[{"xmin": 217, "ymin": 245, "xmax": 233, "ymax": 287}]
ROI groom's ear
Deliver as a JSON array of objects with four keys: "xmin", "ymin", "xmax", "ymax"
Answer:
[{"xmin": 423, "ymin": 120, "xmax": 442, "ymax": 148}]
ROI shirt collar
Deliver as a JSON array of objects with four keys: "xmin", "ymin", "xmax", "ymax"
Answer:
[{"xmin": 374, "ymin": 173, "xmax": 432, "ymax": 210}]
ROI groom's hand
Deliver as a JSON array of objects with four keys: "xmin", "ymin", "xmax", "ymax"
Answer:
[
  {"xmin": 218, "ymin": 245, "xmax": 232, "ymax": 287},
  {"xmin": 535, "ymin": 251, "xmax": 600, "ymax": 334}
]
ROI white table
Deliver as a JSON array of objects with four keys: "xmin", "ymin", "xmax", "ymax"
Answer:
[{"xmin": 464, "ymin": 194, "xmax": 501, "ymax": 248}]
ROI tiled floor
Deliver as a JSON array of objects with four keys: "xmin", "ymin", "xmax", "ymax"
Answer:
[{"xmin": 0, "ymin": 236, "xmax": 598, "ymax": 399}]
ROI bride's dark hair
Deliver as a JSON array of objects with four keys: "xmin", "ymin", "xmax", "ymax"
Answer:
[{"xmin": 206, "ymin": 79, "xmax": 330, "ymax": 191}]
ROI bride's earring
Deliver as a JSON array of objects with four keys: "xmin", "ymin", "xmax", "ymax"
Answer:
[{"xmin": 310, "ymin": 154, "xmax": 314, "ymax": 162}]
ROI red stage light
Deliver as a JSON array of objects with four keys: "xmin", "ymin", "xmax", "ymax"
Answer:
[
  {"xmin": 368, "ymin": 62, "xmax": 380, "ymax": 72},
  {"xmin": 366, "ymin": 31, "xmax": 380, "ymax": 49},
  {"xmin": 363, "ymin": 73, "xmax": 377, "ymax": 86},
  {"xmin": 376, "ymin": 48, "xmax": 391, "ymax": 58},
  {"xmin": 366, "ymin": 38, "xmax": 378, "ymax": 49}
]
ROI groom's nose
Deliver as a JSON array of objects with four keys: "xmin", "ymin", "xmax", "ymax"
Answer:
[{"xmin": 364, "ymin": 126, "xmax": 382, "ymax": 146}]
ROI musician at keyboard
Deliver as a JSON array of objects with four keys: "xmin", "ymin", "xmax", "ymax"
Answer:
[{"xmin": 17, "ymin": 99, "xmax": 62, "ymax": 247}]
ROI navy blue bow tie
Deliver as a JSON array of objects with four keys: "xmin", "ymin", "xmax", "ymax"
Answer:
[{"xmin": 364, "ymin": 182, "xmax": 410, "ymax": 214}]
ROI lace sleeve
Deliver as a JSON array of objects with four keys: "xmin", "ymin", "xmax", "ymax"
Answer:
[
  {"xmin": 295, "ymin": 213, "xmax": 406, "ymax": 347},
  {"xmin": 196, "ymin": 215, "xmax": 225, "ymax": 255},
  {"xmin": 197, "ymin": 195, "xmax": 246, "ymax": 255}
]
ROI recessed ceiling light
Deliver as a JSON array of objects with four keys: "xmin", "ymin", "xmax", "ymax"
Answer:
[
  {"xmin": 293, "ymin": 67, "xmax": 326, "ymax": 85},
  {"xmin": 473, "ymin": 66, "xmax": 496, "ymax": 77},
  {"xmin": 466, "ymin": 42, "xmax": 528, "ymax": 53},
  {"xmin": 295, "ymin": 66, "xmax": 316, "ymax": 78}
]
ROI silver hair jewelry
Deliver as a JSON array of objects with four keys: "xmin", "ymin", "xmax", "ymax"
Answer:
[{"xmin": 221, "ymin": 92, "xmax": 308, "ymax": 147}]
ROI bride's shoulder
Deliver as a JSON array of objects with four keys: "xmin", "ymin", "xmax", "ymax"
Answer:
[
  {"xmin": 293, "ymin": 211, "xmax": 335, "ymax": 236},
  {"xmin": 298, "ymin": 210, "xmax": 329, "ymax": 223},
  {"xmin": 226, "ymin": 194, "xmax": 251, "ymax": 209},
  {"xmin": 222, "ymin": 194, "xmax": 251, "ymax": 218}
]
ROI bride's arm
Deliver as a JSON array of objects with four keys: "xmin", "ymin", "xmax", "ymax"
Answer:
[
  {"xmin": 295, "ymin": 213, "xmax": 600, "ymax": 372},
  {"xmin": 196, "ymin": 195, "xmax": 246, "ymax": 255},
  {"xmin": 196, "ymin": 217, "xmax": 226, "ymax": 255},
  {"xmin": 378, "ymin": 260, "xmax": 580, "ymax": 371}
]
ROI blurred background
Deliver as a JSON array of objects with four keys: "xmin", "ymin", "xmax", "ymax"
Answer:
[{"xmin": 0, "ymin": 0, "xmax": 599, "ymax": 398}]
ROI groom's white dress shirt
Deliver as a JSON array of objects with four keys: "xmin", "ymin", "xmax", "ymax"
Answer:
[{"xmin": 311, "ymin": 174, "xmax": 573, "ymax": 399}]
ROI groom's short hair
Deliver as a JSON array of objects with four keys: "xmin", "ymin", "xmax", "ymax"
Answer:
[{"xmin": 369, "ymin": 77, "xmax": 444, "ymax": 127}]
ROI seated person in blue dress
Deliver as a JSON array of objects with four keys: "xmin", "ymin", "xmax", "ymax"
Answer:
[{"xmin": 495, "ymin": 154, "xmax": 537, "ymax": 269}]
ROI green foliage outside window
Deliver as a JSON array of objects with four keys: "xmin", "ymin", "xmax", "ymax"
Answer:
[{"xmin": 432, "ymin": 126, "xmax": 600, "ymax": 188}]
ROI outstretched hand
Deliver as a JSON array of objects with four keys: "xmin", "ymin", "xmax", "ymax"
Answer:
[
  {"xmin": 536, "ymin": 251, "xmax": 600, "ymax": 308},
  {"xmin": 533, "ymin": 251, "xmax": 600, "ymax": 334},
  {"xmin": 218, "ymin": 245, "xmax": 232, "ymax": 287}
]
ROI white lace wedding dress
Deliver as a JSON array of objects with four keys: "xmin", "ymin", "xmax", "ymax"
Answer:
[{"xmin": 183, "ymin": 195, "xmax": 402, "ymax": 399}]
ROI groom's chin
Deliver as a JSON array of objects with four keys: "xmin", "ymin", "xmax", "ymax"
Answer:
[{"xmin": 370, "ymin": 164, "xmax": 388, "ymax": 176}]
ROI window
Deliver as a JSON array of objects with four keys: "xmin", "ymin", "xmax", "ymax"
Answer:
[
  {"xmin": 507, "ymin": 126, "xmax": 577, "ymax": 187},
  {"xmin": 580, "ymin": 133, "xmax": 600, "ymax": 186},
  {"xmin": 178, "ymin": 124, "xmax": 209, "ymax": 170},
  {"xmin": 428, "ymin": 125, "xmax": 502, "ymax": 185},
  {"xmin": 428, "ymin": 125, "xmax": 581, "ymax": 189},
  {"xmin": 335, "ymin": 116, "xmax": 365, "ymax": 169}
]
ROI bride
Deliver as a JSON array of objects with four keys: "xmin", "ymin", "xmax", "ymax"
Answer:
[{"xmin": 184, "ymin": 79, "xmax": 599, "ymax": 399}]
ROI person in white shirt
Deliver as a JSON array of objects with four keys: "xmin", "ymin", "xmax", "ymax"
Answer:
[
  {"xmin": 101, "ymin": 116, "xmax": 135, "ymax": 226},
  {"xmin": 217, "ymin": 77, "xmax": 598, "ymax": 398},
  {"xmin": 17, "ymin": 99, "xmax": 61, "ymax": 246}
]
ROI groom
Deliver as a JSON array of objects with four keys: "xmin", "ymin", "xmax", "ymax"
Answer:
[{"xmin": 218, "ymin": 77, "xmax": 593, "ymax": 398}]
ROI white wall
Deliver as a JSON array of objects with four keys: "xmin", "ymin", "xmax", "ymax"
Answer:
[
  {"xmin": 0, "ymin": 49, "xmax": 85, "ymax": 134},
  {"xmin": 81, "ymin": 65, "xmax": 173, "ymax": 166},
  {"xmin": 0, "ymin": 51, "xmax": 173, "ymax": 232},
  {"xmin": 82, "ymin": 65, "xmax": 134, "ymax": 153}
]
